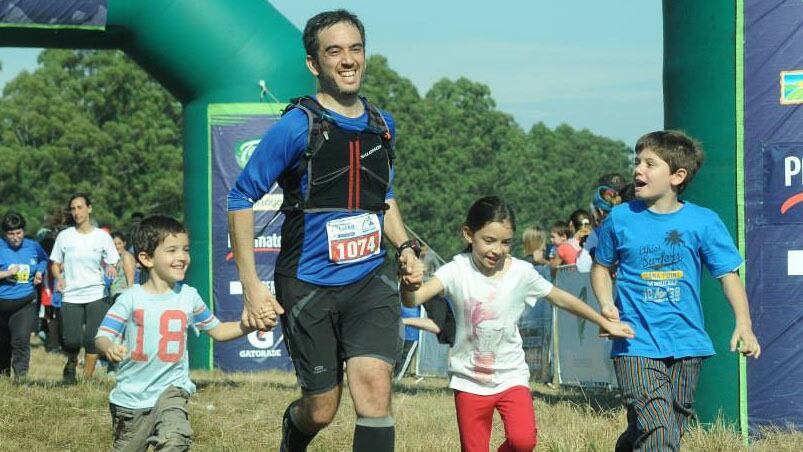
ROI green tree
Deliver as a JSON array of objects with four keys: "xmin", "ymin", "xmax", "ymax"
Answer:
[
  {"xmin": 0, "ymin": 49, "xmax": 182, "ymax": 232},
  {"xmin": 363, "ymin": 55, "xmax": 631, "ymax": 257}
]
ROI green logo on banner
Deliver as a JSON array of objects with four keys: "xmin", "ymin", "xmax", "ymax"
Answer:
[
  {"xmin": 235, "ymin": 139, "xmax": 261, "ymax": 168},
  {"xmin": 781, "ymin": 70, "xmax": 803, "ymax": 105}
]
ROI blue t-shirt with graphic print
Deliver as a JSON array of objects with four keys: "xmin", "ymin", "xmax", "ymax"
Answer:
[{"xmin": 594, "ymin": 200, "xmax": 743, "ymax": 358}]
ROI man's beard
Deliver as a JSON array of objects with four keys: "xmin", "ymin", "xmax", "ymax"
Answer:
[{"xmin": 318, "ymin": 69, "xmax": 362, "ymax": 96}]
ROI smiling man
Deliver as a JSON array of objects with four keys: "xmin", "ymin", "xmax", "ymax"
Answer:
[{"xmin": 227, "ymin": 9, "xmax": 423, "ymax": 452}]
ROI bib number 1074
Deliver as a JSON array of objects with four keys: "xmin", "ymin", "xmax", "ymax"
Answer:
[{"xmin": 330, "ymin": 232, "xmax": 380, "ymax": 263}]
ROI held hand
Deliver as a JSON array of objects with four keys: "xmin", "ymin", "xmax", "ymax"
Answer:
[
  {"xmin": 241, "ymin": 282, "xmax": 284, "ymax": 332},
  {"xmin": 398, "ymin": 249, "xmax": 424, "ymax": 290},
  {"xmin": 106, "ymin": 265, "xmax": 118, "ymax": 279},
  {"xmin": 598, "ymin": 302, "xmax": 620, "ymax": 337},
  {"xmin": 55, "ymin": 278, "xmax": 65, "ymax": 293},
  {"xmin": 33, "ymin": 272, "xmax": 43, "ymax": 285},
  {"xmin": 730, "ymin": 324, "xmax": 761, "ymax": 358},
  {"xmin": 601, "ymin": 320, "xmax": 635, "ymax": 339},
  {"xmin": 106, "ymin": 344, "xmax": 128, "ymax": 363}
]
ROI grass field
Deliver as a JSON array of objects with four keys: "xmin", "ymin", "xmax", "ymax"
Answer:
[{"xmin": 1, "ymin": 345, "xmax": 801, "ymax": 451}]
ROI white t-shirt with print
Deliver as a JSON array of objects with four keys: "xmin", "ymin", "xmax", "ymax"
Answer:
[
  {"xmin": 434, "ymin": 253, "xmax": 553, "ymax": 395},
  {"xmin": 50, "ymin": 227, "xmax": 120, "ymax": 304}
]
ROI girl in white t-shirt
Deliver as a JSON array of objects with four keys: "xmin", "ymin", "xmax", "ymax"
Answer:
[{"xmin": 401, "ymin": 196, "xmax": 634, "ymax": 452}]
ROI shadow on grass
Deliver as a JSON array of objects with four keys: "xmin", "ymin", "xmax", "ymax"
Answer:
[{"xmin": 532, "ymin": 384, "xmax": 622, "ymax": 413}]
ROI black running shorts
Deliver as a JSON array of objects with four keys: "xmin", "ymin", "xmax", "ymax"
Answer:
[{"xmin": 276, "ymin": 262, "xmax": 402, "ymax": 394}]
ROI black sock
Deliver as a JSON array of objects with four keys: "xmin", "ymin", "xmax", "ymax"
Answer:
[
  {"xmin": 280, "ymin": 402, "xmax": 316, "ymax": 452},
  {"xmin": 353, "ymin": 417, "xmax": 395, "ymax": 452}
]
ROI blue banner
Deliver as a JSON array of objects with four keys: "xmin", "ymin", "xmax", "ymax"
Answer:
[
  {"xmin": 0, "ymin": 0, "xmax": 107, "ymax": 28},
  {"xmin": 209, "ymin": 104, "xmax": 294, "ymax": 373},
  {"xmin": 745, "ymin": 0, "xmax": 803, "ymax": 431}
]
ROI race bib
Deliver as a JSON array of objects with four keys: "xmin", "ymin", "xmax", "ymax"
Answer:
[
  {"xmin": 326, "ymin": 213, "xmax": 382, "ymax": 264},
  {"xmin": 15, "ymin": 264, "xmax": 30, "ymax": 284}
]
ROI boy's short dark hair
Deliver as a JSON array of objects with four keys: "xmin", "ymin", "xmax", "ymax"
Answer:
[
  {"xmin": 550, "ymin": 220, "xmax": 570, "ymax": 238},
  {"xmin": 303, "ymin": 9, "xmax": 365, "ymax": 61},
  {"xmin": 635, "ymin": 130, "xmax": 705, "ymax": 193},
  {"xmin": 131, "ymin": 215, "xmax": 187, "ymax": 264}
]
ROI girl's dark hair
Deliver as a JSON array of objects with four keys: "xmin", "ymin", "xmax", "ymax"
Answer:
[
  {"xmin": 568, "ymin": 209, "xmax": 592, "ymax": 232},
  {"xmin": 68, "ymin": 192, "xmax": 92, "ymax": 209},
  {"xmin": 111, "ymin": 231, "xmax": 127, "ymax": 243},
  {"xmin": 464, "ymin": 196, "xmax": 516, "ymax": 232},
  {"xmin": 1, "ymin": 211, "xmax": 26, "ymax": 232}
]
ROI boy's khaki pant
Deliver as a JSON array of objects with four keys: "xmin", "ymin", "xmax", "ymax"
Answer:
[{"xmin": 110, "ymin": 386, "xmax": 193, "ymax": 452}]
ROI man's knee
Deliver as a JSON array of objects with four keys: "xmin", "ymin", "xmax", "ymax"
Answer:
[{"xmin": 298, "ymin": 388, "xmax": 342, "ymax": 431}]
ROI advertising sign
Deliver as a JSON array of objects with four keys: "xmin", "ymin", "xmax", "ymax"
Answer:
[{"xmin": 209, "ymin": 103, "xmax": 294, "ymax": 372}]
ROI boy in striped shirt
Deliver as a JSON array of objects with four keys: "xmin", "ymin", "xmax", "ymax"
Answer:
[{"xmin": 96, "ymin": 215, "xmax": 254, "ymax": 451}]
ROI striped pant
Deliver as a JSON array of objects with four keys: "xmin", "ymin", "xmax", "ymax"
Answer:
[{"xmin": 613, "ymin": 356, "xmax": 702, "ymax": 452}]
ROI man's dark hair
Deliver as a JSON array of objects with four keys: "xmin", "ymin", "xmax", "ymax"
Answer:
[
  {"xmin": 1, "ymin": 211, "xmax": 26, "ymax": 232},
  {"xmin": 130, "ymin": 215, "xmax": 187, "ymax": 265},
  {"xmin": 303, "ymin": 9, "xmax": 365, "ymax": 61}
]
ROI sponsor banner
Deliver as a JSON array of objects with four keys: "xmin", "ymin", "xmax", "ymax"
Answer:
[
  {"xmin": 554, "ymin": 266, "xmax": 616, "ymax": 387},
  {"xmin": 745, "ymin": 1, "xmax": 803, "ymax": 431},
  {"xmin": 761, "ymin": 143, "xmax": 803, "ymax": 224},
  {"xmin": 0, "ymin": 0, "xmax": 107, "ymax": 28},
  {"xmin": 209, "ymin": 103, "xmax": 293, "ymax": 372}
]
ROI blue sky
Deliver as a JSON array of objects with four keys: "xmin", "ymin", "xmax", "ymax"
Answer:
[{"xmin": 0, "ymin": 0, "xmax": 663, "ymax": 146}]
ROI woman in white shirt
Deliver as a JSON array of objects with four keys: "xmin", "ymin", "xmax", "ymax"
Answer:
[
  {"xmin": 50, "ymin": 193, "xmax": 119, "ymax": 383},
  {"xmin": 401, "ymin": 196, "xmax": 634, "ymax": 452}
]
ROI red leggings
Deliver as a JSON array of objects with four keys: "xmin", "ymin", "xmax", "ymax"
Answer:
[{"xmin": 454, "ymin": 385, "xmax": 537, "ymax": 452}]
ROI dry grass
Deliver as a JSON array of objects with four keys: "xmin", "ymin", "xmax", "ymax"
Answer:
[{"xmin": 0, "ymin": 345, "xmax": 799, "ymax": 451}]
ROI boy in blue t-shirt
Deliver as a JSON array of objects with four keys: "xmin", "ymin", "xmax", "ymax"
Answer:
[
  {"xmin": 591, "ymin": 130, "xmax": 761, "ymax": 451},
  {"xmin": 95, "ymin": 215, "xmax": 254, "ymax": 451}
]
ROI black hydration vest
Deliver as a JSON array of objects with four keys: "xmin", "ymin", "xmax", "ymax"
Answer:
[{"xmin": 278, "ymin": 96, "xmax": 395, "ymax": 214}]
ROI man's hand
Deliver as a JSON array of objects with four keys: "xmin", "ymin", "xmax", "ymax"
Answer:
[
  {"xmin": 55, "ymin": 278, "xmax": 65, "ymax": 293},
  {"xmin": 105, "ymin": 344, "xmax": 128, "ymax": 363},
  {"xmin": 105, "ymin": 265, "xmax": 117, "ymax": 279},
  {"xmin": 398, "ymin": 249, "xmax": 423, "ymax": 291},
  {"xmin": 731, "ymin": 324, "xmax": 761, "ymax": 358},
  {"xmin": 241, "ymin": 283, "xmax": 285, "ymax": 331}
]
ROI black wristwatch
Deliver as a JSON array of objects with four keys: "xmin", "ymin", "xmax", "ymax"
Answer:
[{"xmin": 397, "ymin": 239, "xmax": 422, "ymax": 259}]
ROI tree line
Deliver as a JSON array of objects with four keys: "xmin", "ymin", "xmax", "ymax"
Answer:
[{"xmin": 0, "ymin": 50, "xmax": 630, "ymax": 256}]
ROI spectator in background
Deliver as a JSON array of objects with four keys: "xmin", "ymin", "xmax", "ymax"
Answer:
[
  {"xmin": 549, "ymin": 220, "xmax": 578, "ymax": 268},
  {"xmin": 37, "ymin": 231, "xmax": 61, "ymax": 353},
  {"xmin": 50, "ymin": 193, "xmax": 119, "ymax": 383},
  {"xmin": 567, "ymin": 209, "xmax": 593, "ymax": 250},
  {"xmin": 576, "ymin": 185, "xmax": 623, "ymax": 273},
  {"xmin": 0, "ymin": 211, "xmax": 48, "ymax": 379},
  {"xmin": 522, "ymin": 226, "xmax": 549, "ymax": 269},
  {"xmin": 110, "ymin": 231, "xmax": 137, "ymax": 300}
]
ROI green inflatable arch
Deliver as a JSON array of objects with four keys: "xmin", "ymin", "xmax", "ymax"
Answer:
[
  {"xmin": 0, "ymin": 0, "xmax": 315, "ymax": 369},
  {"xmin": 663, "ymin": 0, "xmax": 745, "ymax": 435},
  {"xmin": 2, "ymin": 0, "xmax": 755, "ymax": 438}
]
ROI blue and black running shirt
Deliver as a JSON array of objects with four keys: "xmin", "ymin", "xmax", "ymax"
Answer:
[{"xmin": 227, "ymin": 100, "xmax": 396, "ymax": 286}]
